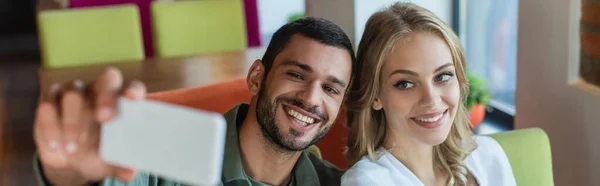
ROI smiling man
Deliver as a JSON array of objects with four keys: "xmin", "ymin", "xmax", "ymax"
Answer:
[{"xmin": 33, "ymin": 17, "xmax": 357, "ymax": 186}]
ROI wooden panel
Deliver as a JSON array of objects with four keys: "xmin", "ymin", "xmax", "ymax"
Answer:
[
  {"xmin": 581, "ymin": 0, "xmax": 600, "ymax": 87},
  {"xmin": 37, "ymin": 0, "xmax": 66, "ymax": 11},
  {"xmin": 39, "ymin": 48, "xmax": 265, "ymax": 99},
  {"xmin": 0, "ymin": 79, "xmax": 6, "ymax": 186}
]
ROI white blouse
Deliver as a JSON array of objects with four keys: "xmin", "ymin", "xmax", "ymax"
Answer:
[{"xmin": 341, "ymin": 136, "xmax": 516, "ymax": 186}]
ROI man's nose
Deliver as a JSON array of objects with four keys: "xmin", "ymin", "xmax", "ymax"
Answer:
[{"xmin": 296, "ymin": 82, "xmax": 321, "ymax": 108}]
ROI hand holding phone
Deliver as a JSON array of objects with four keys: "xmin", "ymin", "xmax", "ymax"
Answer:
[{"xmin": 100, "ymin": 98, "xmax": 227, "ymax": 186}]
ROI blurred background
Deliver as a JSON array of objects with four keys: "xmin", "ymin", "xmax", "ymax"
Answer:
[{"xmin": 1, "ymin": 0, "xmax": 599, "ymax": 185}]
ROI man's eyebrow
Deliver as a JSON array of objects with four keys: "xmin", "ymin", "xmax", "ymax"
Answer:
[
  {"xmin": 280, "ymin": 60, "xmax": 346, "ymax": 88},
  {"xmin": 328, "ymin": 76, "xmax": 347, "ymax": 88},
  {"xmin": 280, "ymin": 60, "xmax": 313, "ymax": 72}
]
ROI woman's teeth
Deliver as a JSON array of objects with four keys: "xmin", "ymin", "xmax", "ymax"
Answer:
[
  {"xmin": 413, "ymin": 113, "xmax": 444, "ymax": 122},
  {"xmin": 287, "ymin": 109, "xmax": 315, "ymax": 126}
]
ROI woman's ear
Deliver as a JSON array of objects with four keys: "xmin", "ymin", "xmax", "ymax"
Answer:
[
  {"xmin": 247, "ymin": 60, "xmax": 265, "ymax": 96},
  {"xmin": 372, "ymin": 97, "xmax": 383, "ymax": 110}
]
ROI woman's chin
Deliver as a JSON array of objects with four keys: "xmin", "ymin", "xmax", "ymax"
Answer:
[
  {"xmin": 412, "ymin": 118, "xmax": 454, "ymax": 146},
  {"xmin": 415, "ymin": 127, "xmax": 452, "ymax": 146},
  {"xmin": 423, "ymin": 134, "xmax": 449, "ymax": 146}
]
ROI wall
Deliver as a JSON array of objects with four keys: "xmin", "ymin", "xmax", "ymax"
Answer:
[
  {"xmin": 305, "ymin": 0, "xmax": 356, "ymax": 45},
  {"xmin": 0, "ymin": 0, "xmax": 36, "ymax": 34},
  {"xmin": 517, "ymin": 0, "xmax": 600, "ymax": 185},
  {"xmin": 411, "ymin": 0, "xmax": 453, "ymax": 25},
  {"xmin": 257, "ymin": 0, "xmax": 305, "ymax": 45},
  {"xmin": 0, "ymin": 0, "xmax": 37, "ymax": 55},
  {"xmin": 306, "ymin": 0, "xmax": 452, "ymax": 48},
  {"xmin": 355, "ymin": 0, "xmax": 452, "ymax": 46}
]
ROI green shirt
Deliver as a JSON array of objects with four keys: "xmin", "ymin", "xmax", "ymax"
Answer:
[{"xmin": 34, "ymin": 103, "xmax": 342, "ymax": 186}]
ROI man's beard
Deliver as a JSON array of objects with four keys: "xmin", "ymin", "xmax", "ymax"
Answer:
[{"xmin": 255, "ymin": 83, "xmax": 333, "ymax": 153}]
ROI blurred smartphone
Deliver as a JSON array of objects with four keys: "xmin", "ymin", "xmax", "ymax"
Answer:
[{"xmin": 100, "ymin": 97, "xmax": 227, "ymax": 186}]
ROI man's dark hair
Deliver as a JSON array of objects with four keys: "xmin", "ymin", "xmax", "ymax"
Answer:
[{"xmin": 260, "ymin": 17, "xmax": 357, "ymax": 90}]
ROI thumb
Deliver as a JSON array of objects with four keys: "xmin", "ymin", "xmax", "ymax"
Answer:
[{"xmin": 115, "ymin": 167, "xmax": 138, "ymax": 183}]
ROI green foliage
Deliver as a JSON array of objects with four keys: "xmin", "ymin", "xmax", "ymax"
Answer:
[
  {"xmin": 466, "ymin": 73, "xmax": 491, "ymax": 110},
  {"xmin": 288, "ymin": 12, "xmax": 304, "ymax": 23}
]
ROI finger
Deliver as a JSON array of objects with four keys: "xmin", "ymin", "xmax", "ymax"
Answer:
[
  {"xmin": 60, "ymin": 79, "xmax": 87, "ymax": 99},
  {"xmin": 45, "ymin": 83, "xmax": 62, "ymax": 103},
  {"xmin": 93, "ymin": 67, "xmax": 123, "ymax": 123},
  {"xmin": 115, "ymin": 168, "xmax": 138, "ymax": 183},
  {"xmin": 76, "ymin": 106, "xmax": 96, "ymax": 146},
  {"xmin": 123, "ymin": 80, "xmax": 147, "ymax": 100},
  {"xmin": 52, "ymin": 80, "xmax": 86, "ymax": 110},
  {"xmin": 71, "ymin": 79, "xmax": 85, "ymax": 92},
  {"xmin": 67, "ymin": 80, "xmax": 95, "ymax": 145},
  {"xmin": 34, "ymin": 102, "xmax": 68, "ymax": 168},
  {"xmin": 61, "ymin": 91, "xmax": 86, "ymax": 154},
  {"xmin": 49, "ymin": 83, "xmax": 62, "ymax": 98}
]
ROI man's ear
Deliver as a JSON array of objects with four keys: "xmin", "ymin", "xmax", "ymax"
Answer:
[{"xmin": 247, "ymin": 59, "xmax": 265, "ymax": 96}]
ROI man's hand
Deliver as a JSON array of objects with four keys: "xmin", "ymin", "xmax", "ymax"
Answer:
[{"xmin": 34, "ymin": 67, "xmax": 146, "ymax": 185}]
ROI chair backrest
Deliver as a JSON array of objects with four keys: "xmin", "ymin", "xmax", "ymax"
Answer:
[
  {"xmin": 487, "ymin": 128, "xmax": 554, "ymax": 186},
  {"xmin": 37, "ymin": 4, "xmax": 145, "ymax": 68},
  {"xmin": 151, "ymin": 0, "xmax": 247, "ymax": 58},
  {"xmin": 147, "ymin": 78, "xmax": 348, "ymax": 168},
  {"xmin": 69, "ymin": 0, "xmax": 155, "ymax": 57}
]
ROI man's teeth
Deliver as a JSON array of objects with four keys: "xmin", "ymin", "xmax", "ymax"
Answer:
[
  {"xmin": 295, "ymin": 118, "xmax": 308, "ymax": 126},
  {"xmin": 287, "ymin": 109, "xmax": 315, "ymax": 125},
  {"xmin": 414, "ymin": 113, "xmax": 443, "ymax": 122}
]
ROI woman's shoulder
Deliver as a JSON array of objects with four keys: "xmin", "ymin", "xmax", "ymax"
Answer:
[
  {"xmin": 341, "ymin": 150, "xmax": 420, "ymax": 186},
  {"xmin": 469, "ymin": 135, "xmax": 509, "ymax": 161},
  {"xmin": 466, "ymin": 135, "xmax": 517, "ymax": 186},
  {"xmin": 341, "ymin": 152, "xmax": 390, "ymax": 185}
]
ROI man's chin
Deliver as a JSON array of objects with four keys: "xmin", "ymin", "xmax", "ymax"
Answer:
[
  {"xmin": 276, "ymin": 133, "xmax": 317, "ymax": 151},
  {"xmin": 284, "ymin": 143, "xmax": 314, "ymax": 151}
]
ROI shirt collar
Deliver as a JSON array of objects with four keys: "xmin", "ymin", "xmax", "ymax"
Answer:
[
  {"xmin": 220, "ymin": 103, "xmax": 320, "ymax": 186},
  {"xmin": 221, "ymin": 103, "xmax": 248, "ymax": 182}
]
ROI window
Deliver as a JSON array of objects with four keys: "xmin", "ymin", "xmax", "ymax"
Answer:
[{"xmin": 457, "ymin": 0, "xmax": 519, "ymax": 114}]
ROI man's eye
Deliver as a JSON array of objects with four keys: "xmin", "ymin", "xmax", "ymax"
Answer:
[
  {"xmin": 394, "ymin": 81, "xmax": 414, "ymax": 90},
  {"xmin": 324, "ymin": 86, "xmax": 339, "ymax": 94},
  {"xmin": 288, "ymin": 72, "xmax": 303, "ymax": 80}
]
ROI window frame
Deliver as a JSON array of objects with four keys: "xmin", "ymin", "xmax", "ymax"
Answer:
[{"xmin": 452, "ymin": 0, "xmax": 515, "ymax": 130}]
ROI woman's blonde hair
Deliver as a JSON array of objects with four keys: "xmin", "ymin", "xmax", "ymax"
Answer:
[{"xmin": 346, "ymin": 2, "xmax": 476, "ymax": 186}]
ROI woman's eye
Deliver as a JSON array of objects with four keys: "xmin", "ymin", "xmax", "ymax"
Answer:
[
  {"xmin": 435, "ymin": 72, "xmax": 454, "ymax": 82},
  {"xmin": 394, "ymin": 81, "xmax": 414, "ymax": 90}
]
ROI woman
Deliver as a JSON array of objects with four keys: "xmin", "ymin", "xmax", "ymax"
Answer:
[{"xmin": 342, "ymin": 2, "xmax": 516, "ymax": 186}]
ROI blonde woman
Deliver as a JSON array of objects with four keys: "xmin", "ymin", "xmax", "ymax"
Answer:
[{"xmin": 342, "ymin": 3, "xmax": 516, "ymax": 186}]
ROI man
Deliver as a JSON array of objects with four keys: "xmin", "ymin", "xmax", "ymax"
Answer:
[{"xmin": 33, "ymin": 17, "xmax": 357, "ymax": 186}]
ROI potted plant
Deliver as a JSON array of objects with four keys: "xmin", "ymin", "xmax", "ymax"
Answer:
[
  {"xmin": 288, "ymin": 12, "xmax": 304, "ymax": 23},
  {"xmin": 466, "ymin": 73, "xmax": 491, "ymax": 129}
]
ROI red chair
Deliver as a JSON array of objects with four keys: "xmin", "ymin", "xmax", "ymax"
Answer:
[{"xmin": 147, "ymin": 78, "xmax": 349, "ymax": 169}]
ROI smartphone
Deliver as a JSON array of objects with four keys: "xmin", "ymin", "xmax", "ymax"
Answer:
[{"xmin": 100, "ymin": 97, "xmax": 227, "ymax": 186}]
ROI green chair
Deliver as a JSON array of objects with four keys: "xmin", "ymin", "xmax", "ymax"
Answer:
[
  {"xmin": 487, "ymin": 128, "xmax": 554, "ymax": 186},
  {"xmin": 307, "ymin": 145, "xmax": 322, "ymax": 159},
  {"xmin": 37, "ymin": 4, "xmax": 145, "ymax": 68},
  {"xmin": 151, "ymin": 0, "xmax": 247, "ymax": 58}
]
